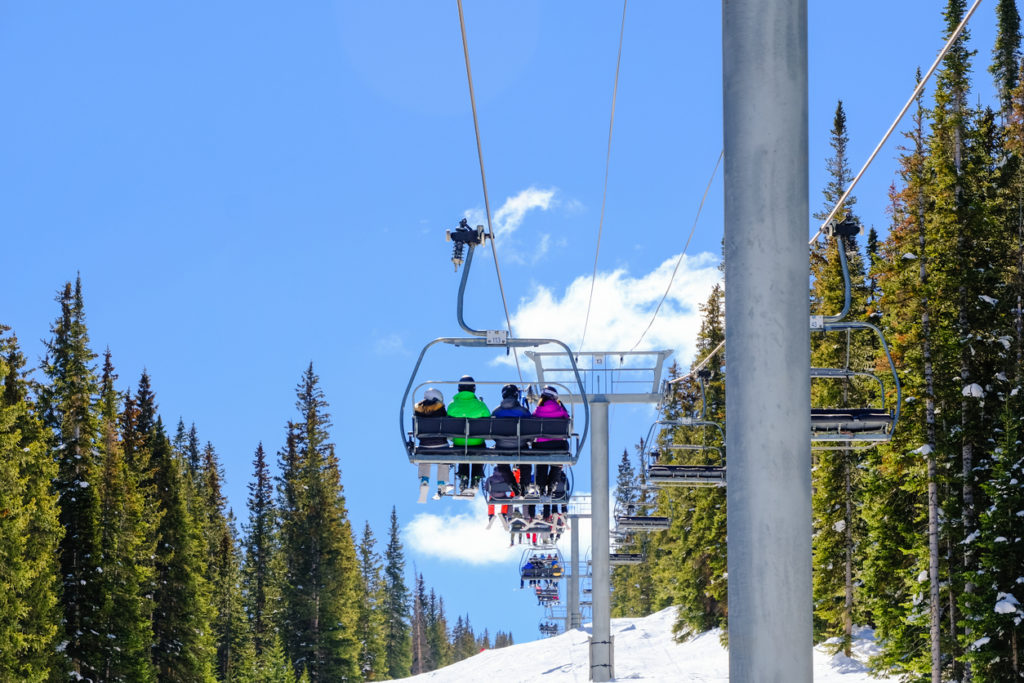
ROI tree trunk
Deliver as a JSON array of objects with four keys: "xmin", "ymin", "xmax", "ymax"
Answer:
[
  {"xmin": 919, "ymin": 173, "xmax": 942, "ymax": 683},
  {"xmin": 843, "ymin": 453, "xmax": 853, "ymax": 658}
]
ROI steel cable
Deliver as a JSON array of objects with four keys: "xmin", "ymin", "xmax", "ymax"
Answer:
[
  {"xmin": 578, "ymin": 0, "xmax": 628, "ymax": 353},
  {"xmin": 456, "ymin": 0, "xmax": 524, "ymax": 383},
  {"xmin": 810, "ymin": 0, "xmax": 984, "ymax": 244},
  {"xmin": 631, "ymin": 149, "xmax": 723, "ymax": 352}
]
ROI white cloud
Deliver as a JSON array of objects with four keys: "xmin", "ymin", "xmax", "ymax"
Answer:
[
  {"xmin": 406, "ymin": 492, "xmax": 595, "ymax": 566},
  {"xmin": 508, "ymin": 252, "xmax": 722, "ymax": 367},
  {"xmin": 492, "ymin": 187, "xmax": 555, "ymax": 238},
  {"xmin": 464, "ymin": 187, "xmax": 558, "ymax": 264},
  {"xmin": 373, "ymin": 332, "xmax": 406, "ymax": 355},
  {"xmin": 406, "ymin": 497, "xmax": 524, "ymax": 565}
]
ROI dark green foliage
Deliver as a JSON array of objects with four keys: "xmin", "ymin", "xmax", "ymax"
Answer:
[
  {"xmin": 199, "ymin": 441, "xmax": 252, "ymax": 681},
  {"xmin": 426, "ymin": 591, "xmax": 451, "ymax": 670},
  {"xmin": 610, "ymin": 446, "xmax": 656, "ymax": 619},
  {"xmin": 411, "ymin": 573, "xmax": 430, "ymax": 674},
  {"xmin": 243, "ymin": 442, "xmax": 283, "ymax": 657},
  {"xmin": 38, "ymin": 277, "xmax": 104, "ymax": 677},
  {"xmin": 991, "ymin": 0, "xmax": 1021, "ymax": 113},
  {"xmin": 356, "ymin": 521, "xmax": 388, "ymax": 680},
  {"xmin": 450, "ymin": 615, "xmax": 478, "ymax": 662},
  {"xmin": 0, "ymin": 327, "xmax": 63, "ymax": 681},
  {"xmin": 92, "ymin": 351, "xmax": 158, "ymax": 681},
  {"xmin": 648, "ymin": 285, "xmax": 728, "ymax": 639},
  {"xmin": 148, "ymin": 415, "xmax": 217, "ymax": 681},
  {"xmin": 278, "ymin": 364, "xmax": 361, "ymax": 682},
  {"xmin": 382, "ymin": 507, "xmax": 412, "ymax": 678},
  {"xmin": 809, "ymin": 100, "xmax": 872, "ymax": 655}
]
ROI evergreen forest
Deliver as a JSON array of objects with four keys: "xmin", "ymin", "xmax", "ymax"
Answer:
[
  {"xmin": 0, "ymin": 282, "xmax": 511, "ymax": 681},
  {"xmin": 610, "ymin": 1, "xmax": 1024, "ymax": 681}
]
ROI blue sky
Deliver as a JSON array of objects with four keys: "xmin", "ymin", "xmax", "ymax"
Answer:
[{"xmin": 0, "ymin": 1, "xmax": 1003, "ymax": 645}]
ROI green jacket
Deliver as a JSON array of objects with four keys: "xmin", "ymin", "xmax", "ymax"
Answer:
[{"xmin": 447, "ymin": 390, "xmax": 490, "ymax": 445}]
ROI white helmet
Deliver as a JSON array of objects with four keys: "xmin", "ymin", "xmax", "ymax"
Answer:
[{"xmin": 424, "ymin": 388, "xmax": 444, "ymax": 403}]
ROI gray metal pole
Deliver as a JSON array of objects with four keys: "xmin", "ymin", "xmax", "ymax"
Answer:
[
  {"xmin": 589, "ymin": 398, "xmax": 611, "ymax": 681},
  {"xmin": 569, "ymin": 517, "xmax": 581, "ymax": 629},
  {"xmin": 723, "ymin": 1, "xmax": 811, "ymax": 682}
]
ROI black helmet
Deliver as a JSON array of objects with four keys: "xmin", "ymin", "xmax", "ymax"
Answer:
[
  {"xmin": 501, "ymin": 383, "xmax": 520, "ymax": 399},
  {"xmin": 458, "ymin": 374, "xmax": 476, "ymax": 393}
]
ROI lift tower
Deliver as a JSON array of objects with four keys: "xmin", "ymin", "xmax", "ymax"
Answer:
[
  {"xmin": 723, "ymin": 0, "xmax": 812, "ymax": 681},
  {"xmin": 527, "ymin": 350, "xmax": 671, "ymax": 682}
]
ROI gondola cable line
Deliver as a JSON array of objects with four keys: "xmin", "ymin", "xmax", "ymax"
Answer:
[
  {"xmin": 809, "ymin": 0, "xmax": 983, "ymax": 245},
  {"xmin": 456, "ymin": 0, "xmax": 525, "ymax": 384},
  {"xmin": 630, "ymin": 149, "xmax": 723, "ymax": 353},
  {"xmin": 578, "ymin": 0, "xmax": 629, "ymax": 354}
]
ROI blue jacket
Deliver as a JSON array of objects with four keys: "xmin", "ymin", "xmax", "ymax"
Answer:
[{"xmin": 492, "ymin": 398, "xmax": 530, "ymax": 449}]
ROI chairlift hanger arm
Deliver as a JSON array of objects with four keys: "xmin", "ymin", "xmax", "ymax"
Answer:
[{"xmin": 817, "ymin": 217, "xmax": 860, "ymax": 324}]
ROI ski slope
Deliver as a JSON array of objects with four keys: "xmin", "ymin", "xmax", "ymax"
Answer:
[{"xmin": 394, "ymin": 606, "xmax": 896, "ymax": 682}]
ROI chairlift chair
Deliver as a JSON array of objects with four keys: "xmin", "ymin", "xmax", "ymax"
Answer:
[
  {"xmin": 608, "ymin": 553, "xmax": 645, "ymax": 566},
  {"xmin": 643, "ymin": 371, "xmax": 727, "ymax": 487},
  {"xmin": 539, "ymin": 622, "xmax": 560, "ymax": 637},
  {"xmin": 401, "ymin": 221, "xmax": 590, "ymax": 468},
  {"xmin": 484, "ymin": 464, "xmax": 573, "ymax": 505},
  {"xmin": 519, "ymin": 549, "xmax": 565, "ymax": 582},
  {"xmin": 810, "ymin": 218, "xmax": 901, "ymax": 448}
]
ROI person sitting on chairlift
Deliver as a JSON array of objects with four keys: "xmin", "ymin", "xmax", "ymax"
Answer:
[
  {"xmin": 447, "ymin": 374, "xmax": 489, "ymax": 489},
  {"xmin": 492, "ymin": 383, "xmax": 531, "ymax": 496},
  {"xmin": 531, "ymin": 385, "xmax": 570, "ymax": 500},
  {"xmin": 414, "ymin": 388, "xmax": 452, "ymax": 499}
]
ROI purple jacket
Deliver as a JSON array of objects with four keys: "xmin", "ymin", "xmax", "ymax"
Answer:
[{"xmin": 533, "ymin": 398, "xmax": 569, "ymax": 442}]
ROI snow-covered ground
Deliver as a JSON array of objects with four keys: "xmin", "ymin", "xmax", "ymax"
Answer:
[{"xmin": 394, "ymin": 607, "xmax": 896, "ymax": 682}]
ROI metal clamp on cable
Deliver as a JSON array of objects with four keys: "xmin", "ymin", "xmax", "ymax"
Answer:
[{"xmin": 445, "ymin": 218, "xmax": 487, "ymax": 271}]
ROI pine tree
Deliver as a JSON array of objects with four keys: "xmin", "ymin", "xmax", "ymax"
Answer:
[
  {"xmin": 452, "ymin": 613, "xmax": 480, "ymax": 662},
  {"xmin": 198, "ymin": 441, "xmax": 251, "ymax": 681},
  {"xmin": 650, "ymin": 285, "xmax": 728, "ymax": 638},
  {"xmin": 991, "ymin": 0, "xmax": 1022, "ymax": 116},
  {"xmin": 382, "ymin": 507, "xmax": 412, "ymax": 678},
  {"xmin": 0, "ymin": 327, "xmax": 63, "ymax": 681},
  {"xmin": 411, "ymin": 573, "xmax": 429, "ymax": 674},
  {"xmin": 610, "ymin": 446, "xmax": 654, "ymax": 618},
  {"xmin": 92, "ymin": 350, "xmax": 158, "ymax": 681},
  {"xmin": 146, "ymin": 404, "xmax": 217, "ymax": 681},
  {"xmin": 278, "ymin": 364, "xmax": 361, "ymax": 682},
  {"xmin": 356, "ymin": 521, "xmax": 389, "ymax": 680},
  {"xmin": 38, "ymin": 277, "xmax": 103, "ymax": 677},
  {"xmin": 809, "ymin": 99, "xmax": 872, "ymax": 655},
  {"xmin": 243, "ymin": 442, "xmax": 283, "ymax": 656},
  {"xmin": 863, "ymin": 70, "xmax": 947, "ymax": 681},
  {"xmin": 426, "ymin": 591, "xmax": 451, "ymax": 670}
]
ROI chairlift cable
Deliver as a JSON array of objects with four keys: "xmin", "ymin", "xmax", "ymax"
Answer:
[
  {"xmin": 578, "ymin": 0, "xmax": 628, "ymax": 353},
  {"xmin": 630, "ymin": 149, "xmax": 723, "ymax": 352},
  {"xmin": 456, "ymin": 0, "xmax": 524, "ymax": 383},
  {"xmin": 809, "ymin": 0, "xmax": 984, "ymax": 245}
]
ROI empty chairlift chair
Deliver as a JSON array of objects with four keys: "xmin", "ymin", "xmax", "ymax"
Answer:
[
  {"xmin": 644, "ymin": 370, "xmax": 727, "ymax": 487},
  {"xmin": 810, "ymin": 218, "xmax": 900, "ymax": 448},
  {"xmin": 613, "ymin": 501, "xmax": 671, "ymax": 532},
  {"xmin": 608, "ymin": 553, "xmax": 645, "ymax": 566}
]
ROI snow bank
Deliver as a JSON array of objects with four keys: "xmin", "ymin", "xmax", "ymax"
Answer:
[{"xmin": 392, "ymin": 607, "xmax": 896, "ymax": 682}]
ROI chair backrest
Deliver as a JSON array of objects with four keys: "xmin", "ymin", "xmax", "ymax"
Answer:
[{"xmin": 414, "ymin": 416, "xmax": 571, "ymax": 440}]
